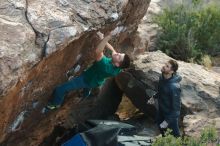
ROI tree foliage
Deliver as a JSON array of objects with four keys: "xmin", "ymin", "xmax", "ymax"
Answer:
[{"xmin": 153, "ymin": 0, "xmax": 220, "ymax": 64}]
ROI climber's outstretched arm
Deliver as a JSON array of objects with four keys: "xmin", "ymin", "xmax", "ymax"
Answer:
[
  {"xmin": 95, "ymin": 33, "xmax": 111, "ymax": 61},
  {"xmin": 106, "ymin": 42, "xmax": 117, "ymax": 55}
]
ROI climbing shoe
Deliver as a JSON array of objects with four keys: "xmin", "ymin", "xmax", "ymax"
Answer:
[
  {"xmin": 46, "ymin": 104, "xmax": 60, "ymax": 110},
  {"xmin": 41, "ymin": 104, "xmax": 60, "ymax": 114}
]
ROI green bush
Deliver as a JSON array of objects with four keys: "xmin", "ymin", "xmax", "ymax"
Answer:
[
  {"xmin": 200, "ymin": 126, "xmax": 218, "ymax": 143},
  {"xmin": 153, "ymin": 0, "xmax": 220, "ymax": 64},
  {"xmin": 152, "ymin": 129, "xmax": 182, "ymax": 146},
  {"xmin": 152, "ymin": 126, "xmax": 219, "ymax": 146}
]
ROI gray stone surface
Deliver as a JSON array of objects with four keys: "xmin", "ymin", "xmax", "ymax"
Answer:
[
  {"xmin": 0, "ymin": 0, "xmax": 41, "ymax": 97},
  {"xmin": 0, "ymin": 0, "xmax": 126, "ymax": 98}
]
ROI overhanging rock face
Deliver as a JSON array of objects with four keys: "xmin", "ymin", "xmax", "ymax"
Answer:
[{"xmin": 0, "ymin": 0, "xmax": 151, "ymax": 145}]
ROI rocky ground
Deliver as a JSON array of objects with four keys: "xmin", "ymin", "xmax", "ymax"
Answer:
[{"xmin": 1, "ymin": 0, "xmax": 220, "ymax": 145}]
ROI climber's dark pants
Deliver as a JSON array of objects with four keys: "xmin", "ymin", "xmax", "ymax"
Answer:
[{"xmin": 49, "ymin": 74, "xmax": 92, "ymax": 106}]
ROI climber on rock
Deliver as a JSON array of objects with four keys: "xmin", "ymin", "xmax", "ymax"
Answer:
[
  {"xmin": 148, "ymin": 60, "xmax": 182, "ymax": 137},
  {"xmin": 45, "ymin": 30, "xmax": 131, "ymax": 111}
]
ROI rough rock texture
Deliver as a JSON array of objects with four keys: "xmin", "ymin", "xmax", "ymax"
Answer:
[
  {"xmin": 0, "ymin": 0, "xmax": 41, "ymax": 97},
  {"xmin": 213, "ymin": 55, "xmax": 220, "ymax": 73},
  {"xmin": 115, "ymin": 72, "xmax": 156, "ymax": 118},
  {"xmin": 135, "ymin": 0, "xmax": 162, "ymax": 52},
  {"xmin": 184, "ymin": 115, "xmax": 220, "ymax": 137},
  {"xmin": 0, "ymin": 0, "xmax": 151, "ymax": 145},
  {"xmin": 116, "ymin": 51, "xmax": 220, "ymax": 137}
]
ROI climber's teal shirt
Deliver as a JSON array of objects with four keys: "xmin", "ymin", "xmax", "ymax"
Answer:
[{"xmin": 83, "ymin": 56, "xmax": 121, "ymax": 87}]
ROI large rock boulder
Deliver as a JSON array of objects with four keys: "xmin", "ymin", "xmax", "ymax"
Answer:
[
  {"xmin": 0, "ymin": 0, "xmax": 41, "ymax": 97},
  {"xmin": 0, "ymin": 0, "xmax": 151, "ymax": 145},
  {"xmin": 116, "ymin": 51, "xmax": 220, "ymax": 137},
  {"xmin": 135, "ymin": 0, "xmax": 162, "ymax": 52}
]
